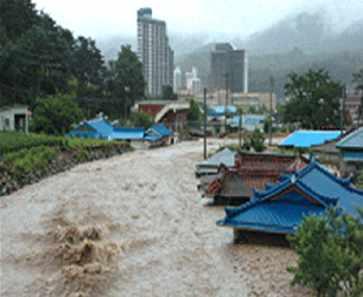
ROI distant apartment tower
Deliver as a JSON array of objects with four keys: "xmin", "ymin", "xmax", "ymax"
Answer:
[
  {"xmin": 185, "ymin": 67, "xmax": 201, "ymax": 95},
  {"xmin": 209, "ymin": 43, "xmax": 248, "ymax": 93},
  {"xmin": 137, "ymin": 8, "xmax": 174, "ymax": 97},
  {"xmin": 173, "ymin": 67, "xmax": 183, "ymax": 92}
]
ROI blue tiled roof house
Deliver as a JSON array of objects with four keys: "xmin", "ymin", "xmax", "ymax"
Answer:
[
  {"xmin": 67, "ymin": 118, "xmax": 145, "ymax": 141},
  {"xmin": 217, "ymin": 159, "xmax": 363, "ymax": 242},
  {"xmin": 337, "ymin": 127, "xmax": 363, "ymax": 163},
  {"xmin": 144, "ymin": 123, "xmax": 173, "ymax": 143},
  {"xmin": 67, "ymin": 118, "xmax": 115, "ymax": 140}
]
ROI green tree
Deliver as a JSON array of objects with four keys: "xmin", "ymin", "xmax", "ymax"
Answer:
[
  {"xmin": 106, "ymin": 45, "xmax": 145, "ymax": 119},
  {"xmin": 249, "ymin": 129, "xmax": 265, "ymax": 152},
  {"xmin": 283, "ymin": 69, "xmax": 342, "ymax": 129},
  {"xmin": 187, "ymin": 99, "xmax": 201, "ymax": 128},
  {"xmin": 31, "ymin": 94, "xmax": 83, "ymax": 135},
  {"xmin": 289, "ymin": 209, "xmax": 363, "ymax": 297},
  {"xmin": 353, "ymin": 69, "xmax": 363, "ymax": 126},
  {"xmin": 0, "ymin": 4, "xmax": 75, "ymax": 106},
  {"xmin": 0, "ymin": 0, "xmax": 38, "ymax": 43},
  {"xmin": 353, "ymin": 69, "xmax": 363, "ymax": 91},
  {"xmin": 162, "ymin": 85, "xmax": 177, "ymax": 100},
  {"xmin": 71, "ymin": 36, "xmax": 106, "ymax": 97},
  {"xmin": 129, "ymin": 112, "xmax": 153, "ymax": 129}
]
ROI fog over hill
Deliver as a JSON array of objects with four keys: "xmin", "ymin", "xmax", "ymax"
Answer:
[{"xmin": 97, "ymin": 5, "xmax": 363, "ymax": 100}]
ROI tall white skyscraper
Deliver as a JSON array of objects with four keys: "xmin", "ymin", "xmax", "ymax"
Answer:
[
  {"xmin": 185, "ymin": 67, "xmax": 201, "ymax": 95},
  {"xmin": 137, "ymin": 8, "xmax": 174, "ymax": 97},
  {"xmin": 173, "ymin": 67, "xmax": 182, "ymax": 92}
]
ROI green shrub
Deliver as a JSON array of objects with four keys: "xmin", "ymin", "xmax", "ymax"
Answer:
[
  {"xmin": 129, "ymin": 112, "xmax": 153, "ymax": 129},
  {"xmin": 289, "ymin": 209, "xmax": 363, "ymax": 297},
  {"xmin": 0, "ymin": 132, "xmax": 65, "ymax": 155},
  {"xmin": 4, "ymin": 146, "xmax": 58, "ymax": 178},
  {"xmin": 31, "ymin": 94, "xmax": 83, "ymax": 135}
]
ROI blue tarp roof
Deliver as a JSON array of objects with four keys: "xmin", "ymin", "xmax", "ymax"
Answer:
[
  {"xmin": 217, "ymin": 160, "xmax": 363, "ymax": 234},
  {"xmin": 280, "ymin": 130, "xmax": 341, "ymax": 148},
  {"xmin": 112, "ymin": 128, "xmax": 145, "ymax": 140},
  {"xmin": 336, "ymin": 127, "xmax": 363, "ymax": 149},
  {"xmin": 208, "ymin": 105, "xmax": 237, "ymax": 117}
]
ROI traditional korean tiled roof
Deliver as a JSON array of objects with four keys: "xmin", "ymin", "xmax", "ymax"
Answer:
[
  {"xmin": 196, "ymin": 149, "xmax": 236, "ymax": 177},
  {"xmin": 197, "ymin": 148, "xmax": 236, "ymax": 168},
  {"xmin": 217, "ymin": 160, "xmax": 363, "ymax": 234},
  {"xmin": 336, "ymin": 127, "xmax": 363, "ymax": 149},
  {"xmin": 280, "ymin": 130, "xmax": 341, "ymax": 149},
  {"xmin": 202, "ymin": 152, "xmax": 307, "ymax": 199}
]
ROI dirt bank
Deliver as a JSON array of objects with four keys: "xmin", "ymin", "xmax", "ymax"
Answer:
[{"xmin": 0, "ymin": 140, "xmax": 311, "ymax": 297}]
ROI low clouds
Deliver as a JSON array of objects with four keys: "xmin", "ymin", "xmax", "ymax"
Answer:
[{"xmin": 33, "ymin": 0, "xmax": 363, "ymax": 38}]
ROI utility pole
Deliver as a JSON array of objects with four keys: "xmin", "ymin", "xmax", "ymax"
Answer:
[
  {"xmin": 341, "ymin": 85, "xmax": 346, "ymax": 135},
  {"xmin": 238, "ymin": 109, "xmax": 242, "ymax": 148},
  {"xmin": 269, "ymin": 76, "xmax": 274, "ymax": 146},
  {"xmin": 203, "ymin": 88, "xmax": 208, "ymax": 160},
  {"xmin": 224, "ymin": 73, "xmax": 229, "ymax": 135}
]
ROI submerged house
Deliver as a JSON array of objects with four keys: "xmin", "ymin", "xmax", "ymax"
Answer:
[
  {"xmin": 67, "ymin": 118, "xmax": 173, "ymax": 147},
  {"xmin": 195, "ymin": 148, "xmax": 236, "ymax": 177},
  {"xmin": 217, "ymin": 159, "xmax": 363, "ymax": 242},
  {"xmin": 200, "ymin": 152, "xmax": 307, "ymax": 205},
  {"xmin": 336, "ymin": 127, "xmax": 363, "ymax": 175},
  {"xmin": 145, "ymin": 123, "xmax": 174, "ymax": 146},
  {"xmin": 68, "ymin": 118, "xmax": 145, "ymax": 142}
]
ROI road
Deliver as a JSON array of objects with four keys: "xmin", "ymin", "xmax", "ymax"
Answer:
[{"xmin": 0, "ymin": 140, "xmax": 311, "ymax": 297}]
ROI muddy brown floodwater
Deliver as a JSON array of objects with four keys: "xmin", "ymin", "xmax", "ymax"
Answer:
[{"xmin": 0, "ymin": 140, "xmax": 312, "ymax": 297}]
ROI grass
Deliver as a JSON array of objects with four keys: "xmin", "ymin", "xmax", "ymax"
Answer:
[
  {"xmin": 0, "ymin": 132, "xmax": 65, "ymax": 155},
  {"xmin": 0, "ymin": 132, "xmax": 131, "ymax": 185},
  {"xmin": 3, "ymin": 146, "xmax": 59, "ymax": 177}
]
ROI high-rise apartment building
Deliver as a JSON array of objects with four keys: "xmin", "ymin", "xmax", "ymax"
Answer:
[
  {"xmin": 209, "ymin": 43, "xmax": 248, "ymax": 93},
  {"xmin": 137, "ymin": 8, "xmax": 174, "ymax": 97},
  {"xmin": 173, "ymin": 67, "xmax": 183, "ymax": 92}
]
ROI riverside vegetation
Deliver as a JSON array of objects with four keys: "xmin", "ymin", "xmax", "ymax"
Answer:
[{"xmin": 0, "ymin": 132, "xmax": 131, "ymax": 196}]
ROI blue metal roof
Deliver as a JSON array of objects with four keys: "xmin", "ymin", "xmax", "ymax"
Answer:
[
  {"xmin": 228, "ymin": 114, "xmax": 265, "ymax": 129},
  {"xmin": 148, "ymin": 123, "xmax": 173, "ymax": 138},
  {"xmin": 68, "ymin": 118, "xmax": 114, "ymax": 139},
  {"xmin": 280, "ymin": 130, "xmax": 341, "ymax": 149},
  {"xmin": 208, "ymin": 105, "xmax": 237, "ymax": 117},
  {"xmin": 112, "ymin": 128, "xmax": 145, "ymax": 141},
  {"xmin": 217, "ymin": 160, "xmax": 363, "ymax": 234},
  {"xmin": 87, "ymin": 118, "xmax": 114, "ymax": 138},
  {"xmin": 68, "ymin": 118, "xmax": 146, "ymax": 141},
  {"xmin": 336, "ymin": 127, "xmax": 363, "ymax": 149}
]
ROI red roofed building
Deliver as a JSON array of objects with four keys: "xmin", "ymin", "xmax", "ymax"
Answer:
[{"xmin": 199, "ymin": 152, "xmax": 308, "ymax": 206}]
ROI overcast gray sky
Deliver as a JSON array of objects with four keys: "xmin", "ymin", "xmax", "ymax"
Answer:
[{"xmin": 33, "ymin": 0, "xmax": 363, "ymax": 38}]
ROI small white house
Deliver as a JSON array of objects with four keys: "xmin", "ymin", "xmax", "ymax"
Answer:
[{"xmin": 0, "ymin": 105, "xmax": 30, "ymax": 133}]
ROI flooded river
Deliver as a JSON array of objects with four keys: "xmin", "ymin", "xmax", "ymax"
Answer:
[{"xmin": 0, "ymin": 140, "xmax": 311, "ymax": 297}]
